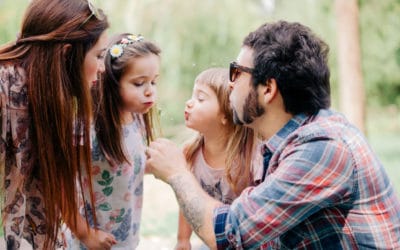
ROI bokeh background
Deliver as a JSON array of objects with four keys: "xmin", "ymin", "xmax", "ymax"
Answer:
[{"xmin": 0, "ymin": 0, "xmax": 399, "ymax": 249}]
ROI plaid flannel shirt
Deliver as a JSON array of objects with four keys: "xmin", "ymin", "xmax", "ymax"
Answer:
[{"xmin": 214, "ymin": 109, "xmax": 400, "ymax": 249}]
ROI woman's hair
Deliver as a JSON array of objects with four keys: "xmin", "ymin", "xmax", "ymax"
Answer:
[
  {"xmin": 243, "ymin": 20, "xmax": 331, "ymax": 115},
  {"xmin": 94, "ymin": 33, "xmax": 161, "ymax": 165},
  {"xmin": 0, "ymin": 0, "xmax": 109, "ymax": 248},
  {"xmin": 184, "ymin": 68, "xmax": 255, "ymax": 195}
]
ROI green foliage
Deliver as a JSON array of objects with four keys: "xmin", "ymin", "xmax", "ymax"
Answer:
[
  {"xmin": 0, "ymin": 0, "xmax": 27, "ymax": 44},
  {"xmin": 104, "ymin": 0, "xmax": 267, "ymax": 129},
  {"xmin": 1, "ymin": 0, "xmax": 399, "ymax": 244},
  {"xmin": 359, "ymin": 0, "xmax": 400, "ymax": 107},
  {"xmin": 2, "ymin": 0, "xmax": 399, "ymax": 127}
]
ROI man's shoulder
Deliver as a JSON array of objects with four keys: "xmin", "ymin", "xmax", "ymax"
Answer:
[{"xmin": 294, "ymin": 110, "xmax": 353, "ymax": 143}]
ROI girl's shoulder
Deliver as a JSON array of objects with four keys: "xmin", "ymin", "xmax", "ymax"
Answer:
[
  {"xmin": 181, "ymin": 142, "xmax": 192, "ymax": 155},
  {"xmin": 129, "ymin": 113, "xmax": 146, "ymax": 133},
  {"xmin": 133, "ymin": 113, "xmax": 145, "ymax": 124},
  {"xmin": 127, "ymin": 113, "xmax": 147, "ymax": 143}
]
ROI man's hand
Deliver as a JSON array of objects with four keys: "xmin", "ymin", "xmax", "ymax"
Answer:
[
  {"xmin": 145, "ymin": 138, "xmax": 189, "ymax": 183},
  {"xmin": 146, "ymin": 138, "xmax": 219, "ymax": 249}
]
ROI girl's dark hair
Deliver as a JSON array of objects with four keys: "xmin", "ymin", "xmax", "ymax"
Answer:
[
  {"xmin": 0, "ymin": 0, "xmax": 109, "ymax": 248},
  {"xmin": 243, "ymin": 20, "xmax": 331, "ymax": 115},
  {"xmin": 94, "ymin": 33, "xmax": 161, "ymax": 165}
]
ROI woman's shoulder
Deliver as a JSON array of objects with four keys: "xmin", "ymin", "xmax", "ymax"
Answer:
[
  {"xmin": 0, "ymin": 61, "xmax": 25, "ymax": 76},
  {"xmin": 0, "ymin": 61, "xmax": 27, "ymax": 89},
  {"xmin": 0, "ymin": 61, "xmax": 28, "ymax": 109}
]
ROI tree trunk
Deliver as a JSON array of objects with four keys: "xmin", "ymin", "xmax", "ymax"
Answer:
[{"xmin": 335, "ymin": 0, "xmax": 366, "ymax": 133}]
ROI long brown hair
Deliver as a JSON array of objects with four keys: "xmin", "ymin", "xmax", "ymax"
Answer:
[
  {"xmin": 0, "ymin": 0, "xmax": 109, "ymax": 248},
  {"xmin": 94, "ymin": 33, "xmax": 161, "ymax": 165},
  {"xmin": 184, "ymin": 68, "xmax": 255, "ymax": 195}
]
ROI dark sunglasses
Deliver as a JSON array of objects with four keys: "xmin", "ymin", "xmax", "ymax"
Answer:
[{"xmin": 229, "ymin": 61, "xmax": 253, "ymax": 82}]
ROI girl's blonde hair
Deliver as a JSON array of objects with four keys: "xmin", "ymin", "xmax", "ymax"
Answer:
[
  {"xmin": 184, "ymin": 68, "xmax": 255, "ymax": 195},
  {"xmin": 94, "ymin": 33, "xmax": 161, "ymax": 165}
]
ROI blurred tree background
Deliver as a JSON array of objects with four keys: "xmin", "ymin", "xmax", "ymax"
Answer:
[
  {"xmin": 1, "ymin": 0, "xmax": 399, "ymax": 132},
  {"xmin": 0, "ymin": 0, "xmax": 399, "ymax": 247}
]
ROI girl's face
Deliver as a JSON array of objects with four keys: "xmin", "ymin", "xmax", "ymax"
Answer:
[
  {"xmin": 118, "ymin": 53, "xmax": 159, "ymax": 121},
  {"xmin": 184, "ymin": 82, "xmax": 224, "ymax": 134},
  {"xmin": 83, "ymin": 32, "xmax": 108, "ymax": 87}
]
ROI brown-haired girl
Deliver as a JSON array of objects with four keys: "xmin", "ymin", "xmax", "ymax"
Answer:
[{"xmin": 65, "ymin": 33, "xmax": 161, "ymax": 249}]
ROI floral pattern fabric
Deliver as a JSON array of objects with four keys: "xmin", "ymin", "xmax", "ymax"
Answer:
[
  {"xmin": 65, "ymin": 115, "xmax": 147, "ymax": 249},
  {"xmin": 0, "ymin": 63, "xmax": 62, "ymax": 249}
]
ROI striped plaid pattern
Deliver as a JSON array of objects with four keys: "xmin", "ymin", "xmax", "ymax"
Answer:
[{"xmin": 214, "ymin": 109, "xmax": 400, "ymax": 249}]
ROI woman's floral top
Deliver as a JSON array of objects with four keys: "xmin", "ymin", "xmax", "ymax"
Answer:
[{"xmin": 1, "ymin": 63, "xmax": 63, "ymax": 250}]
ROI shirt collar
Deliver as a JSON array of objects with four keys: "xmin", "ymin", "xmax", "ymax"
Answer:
[{"xmin": 261, "ymin": 113, "xmax": 309, "ymax": 155}]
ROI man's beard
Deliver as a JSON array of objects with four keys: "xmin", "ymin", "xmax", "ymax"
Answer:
[{"xmin": 232, "ymin": 88, "xmax": 265, "ymax": 125}]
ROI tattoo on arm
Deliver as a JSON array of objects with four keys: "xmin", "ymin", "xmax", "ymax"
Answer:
[{"xmin": 169, "ymin": 174, "xmax": 206, "ymax": 236}]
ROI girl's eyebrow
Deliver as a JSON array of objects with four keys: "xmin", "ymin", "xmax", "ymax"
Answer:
[
  {"xmin": 195, "ymin": 89, "xmax": 209, "ymax": 97},
  {"xmin": 127, "ymin": 74, "xmax": 160, "ymax": 82}
]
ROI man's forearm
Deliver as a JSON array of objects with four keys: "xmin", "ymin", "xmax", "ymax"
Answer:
[{"xmin": 169, "ymin": 172, "xmax": 222, "ymax": 249}]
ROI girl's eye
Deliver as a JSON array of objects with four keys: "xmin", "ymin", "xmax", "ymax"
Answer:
[
  {"xmin": 97, "ymin": 54, "xmax": 105, "ymax": 60},
  {"xmin": 151, "ymin": 81, "xmax": 157, "ymax": 86},
  {"xmin": 133, "ymin": 82, "xmax": 144, "ymax": 87}
]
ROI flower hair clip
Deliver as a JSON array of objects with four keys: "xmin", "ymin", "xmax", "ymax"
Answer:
[{"xmin": 109, "ymin": 34, "xmax": 144, "ymax": 59}]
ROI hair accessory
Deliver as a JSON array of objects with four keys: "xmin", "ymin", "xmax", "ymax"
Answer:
[{"xmin": 109, "ymin": 34, "xmax": 144, "ymax": 59}]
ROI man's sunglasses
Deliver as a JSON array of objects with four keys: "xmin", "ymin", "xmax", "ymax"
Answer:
[{"xmin": 229, "ymin": 61, "xmax": 253, "ymax": 82}]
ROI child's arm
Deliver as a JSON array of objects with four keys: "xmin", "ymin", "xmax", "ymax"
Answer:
[
  {"xmin": 69, "ymin": 214, "xmax": 117, "ymax": 249},
  {"xmin": 175, "ymin": 209, "xmax": 193, "ymax": 250}
]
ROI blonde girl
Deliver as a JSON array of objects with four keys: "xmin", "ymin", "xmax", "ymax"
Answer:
[{"xmin": 176, "ymin": 68, "xmax": 262, "ymax": 250}]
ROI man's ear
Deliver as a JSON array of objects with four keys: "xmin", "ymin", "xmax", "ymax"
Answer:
[{"xmin": 263, "ymin": 78, "xmax": 278, "ymax": 102}]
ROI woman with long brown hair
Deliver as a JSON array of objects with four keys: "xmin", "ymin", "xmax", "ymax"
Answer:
[{"xmin": 0, "ymin": 0, "xmax": 110, "ymax": 249}]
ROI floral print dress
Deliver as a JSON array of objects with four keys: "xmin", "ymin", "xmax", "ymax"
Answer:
[
  {"xmin": 65, "ymin": 115, "xmax": 147, "ymax": 249},
  {"xmin": 1, "ymin": 63, "xmax": 63, "ymax": 250}
]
